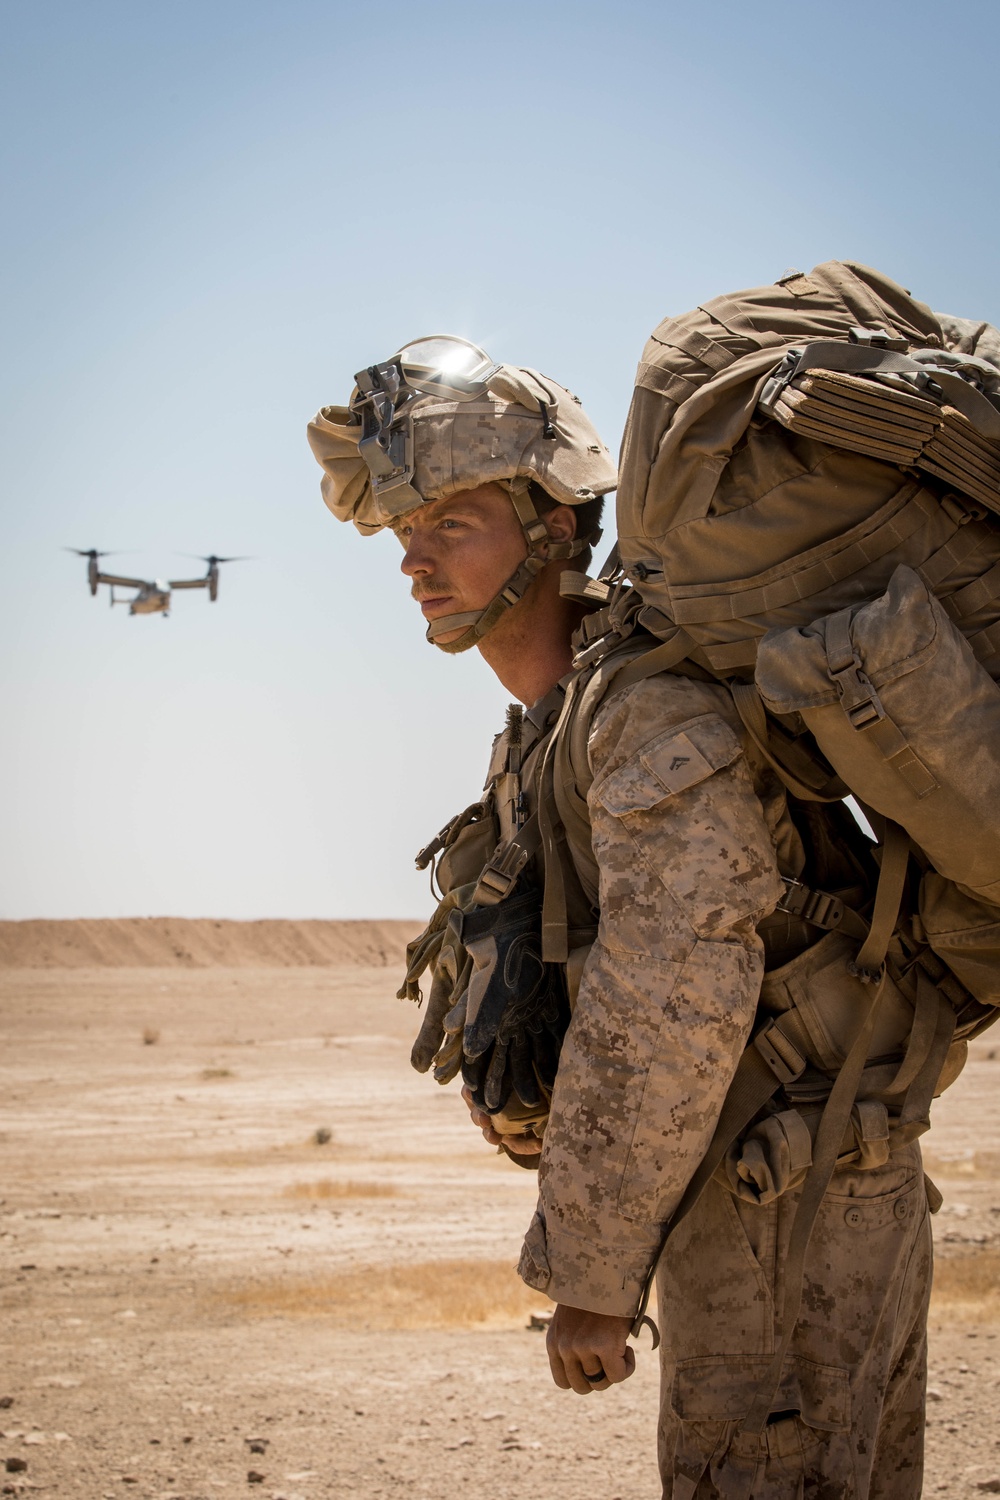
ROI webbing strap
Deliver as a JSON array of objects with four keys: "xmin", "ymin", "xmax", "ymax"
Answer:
[
  {"xmin": 700, "ymin": 296, "xmax": 788, "ymax": 348},
  {"xmin": 916, "ymin": 515, "xmax": 995, "ymax": 590},
  {"xmin": 699, "ymin": 638, "xmax": 760, "ymax": 673},
  {"xmin": 669, "ymin": 481, "xmax": 929, "ymax": 624},
  {"xmin": 883, "ymin": 964, "xmax": 945, "ymax": 1100},
  {"xmin": 542, "ymin": 634, "xmax": 701, "ymax": 959},
  {"xmin": 634, "ymin": 363, "xmax": 700, "ymax": 404},
  {"xmin": 629, "ymin": 1043, "xmax": 787, "ymax": 1339},
  {"xmin": 967, "ymin": 618, "xmax": 1000, "ymax": 662},
  {"xmin": 941, "ymin": 555, "xmax": 1000, "ymax": 620},
  {"xmin": 631, "ymin": 818, "xmax": 910, "ymax": 1367},
  {"xmin": 537, "ymin": 679, "xmax": 580, "ymax": 965},
  {"xmin": 740, "ymin": 965, "xmax": 889, "ymax": 1437},
  {"xmin": 428, "ymin": 552, "xmax": 546, "ymax": 652},
  {"xmin": 425, "ymin": 609, "xmax": 486, "ymax": 635},
  {"xmin": 824, "ymin": 611, "xmax": 938, "ymax": 798},
  {"xmin": 852, "ymin": 819, "xmax": 910, "ymax": 979},
  {"xmin": 538, "ymin": 773, "xmax": 570, "ymax": 964},
  {"xmin": 601, "ymin": 631, "xmax": 697, "ymax": 694},
  {"xmin": 894, "ymin": 983, "xmax": 957, "ymax": 1136},
  {"xmin": 649, "ymin": 321, "xmax": 743, "ymax": 372},
  {"xmin": 866, "ymin": 716, "xmax": 939, "ymax": 798},
  {"xmin": 787, "ymin": 340, "xmax": 931, "ymax": 384},
  {"xmin": 730, "ymin": 681, "xmax": 844, "ymax": 803},
  {"xmin": 428, "ymin": 478, "xmax": 595, "ymax": 655}
]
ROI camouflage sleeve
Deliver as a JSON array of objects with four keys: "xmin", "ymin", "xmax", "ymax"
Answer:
[{"xmin": 518, "ymin": 673, "xmax": 783, "ymax": 1317}]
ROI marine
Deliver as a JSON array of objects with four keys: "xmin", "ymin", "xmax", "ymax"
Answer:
[{"xmin": 308, "ymin": 334, "xmax": 938, "ymax": 1497}]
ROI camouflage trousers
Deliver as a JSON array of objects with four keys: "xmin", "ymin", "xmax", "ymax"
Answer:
[{"xmin": 656, "ymin": 1141, "xmax": 931, "ymax": 1500}]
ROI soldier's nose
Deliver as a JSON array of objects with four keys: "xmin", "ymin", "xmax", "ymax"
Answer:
[{"xmin": 401, "ymin": 537, "xmax": 434, "ymax": 576}]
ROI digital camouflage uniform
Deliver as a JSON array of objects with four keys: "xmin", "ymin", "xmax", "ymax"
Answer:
[
  {"xmin": 307, "ymin": 351, "xmax": 935, "ymax": 1500},
  {"xmin": 508, "ymin": 669, "xmax": 932, "ymax": 1499}
]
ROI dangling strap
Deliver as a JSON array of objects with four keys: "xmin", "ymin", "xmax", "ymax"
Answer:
[
  {"xmin": 850, "ymin": 819, "xmax": 911, "ymax": 980},
  {"xmin": 538, "ymin": 678, "xmax": 580, "ymax": 963},
  {"xmin": 740, "ymin": 966, "xmax": 890, "ymax": 1437},
  {"xmin": 631, "ymin": 820, "xmax": 911, "ymax": 1366},
  {"xmin": 738, "ymin": 820, "xmax": 910, "ymax": 1439},
  {"xmin": 629, "ymin": 1035, "xmax": 802, "ymax": 1340}
]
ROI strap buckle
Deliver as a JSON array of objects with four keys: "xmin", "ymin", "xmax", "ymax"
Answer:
[
  {"xmin": 571, "ymin": 629, "xmax": 622, "ymax": 671},
  {"xmin": 848, "ymin": 326, "xmax": 909, "ymax": 351},
  {"xmin": 777, "ymin": 877, "xmax": 845, "ymax": 931},
  {"xmin": 415, "ymin": 823, "xmax": 453, "ymax": 872},
  {"xmin": 415, "ymin": 802, "xmax": 486, "ymax": 871},
  {"xmin": 472, "ymin": 841, "xmax": 531, "ymax": 906},
  {"xmin": 757, "ymin": 346, "xmax": 805, "ymax": 417},
  {"xmin": 829, "ymin": 654, "xmax": 886, "ymax": 730},
  {"xmin": 753, "ymin": 1020, "xmax": 807, "ymax": 1086}
]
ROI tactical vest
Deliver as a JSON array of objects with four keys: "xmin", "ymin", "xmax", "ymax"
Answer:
[{"xmin": 401, "ymin": 605, "xmax": 992, "ymax": 1158}]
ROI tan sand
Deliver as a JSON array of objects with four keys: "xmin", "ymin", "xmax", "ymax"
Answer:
[{"xmin": 0, "ymin": 925, "xmax": 998, "ymax": 1497}]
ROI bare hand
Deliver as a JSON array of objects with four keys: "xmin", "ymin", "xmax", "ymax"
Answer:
[
  {"xmin": 546, "ymin": 1304, "xmax": 636, "ymax": 1394},
  {"xmin": 461, "ymin": 1084, "xmax": 543, "ymax": 1155}
]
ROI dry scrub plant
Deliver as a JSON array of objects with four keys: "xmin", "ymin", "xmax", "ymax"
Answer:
[
  {"xmin": 922, "ymin": 1149, "xmax": 1000, "ymax": 1181},
  {"xmin": 930, "ymin": 1251, "xmax": 1000, "ymax": 1319},
  {"xmin": 283, "ymin": 1178, "xmax": 398, "ymax": 1200},
  {"xmin": 212, "ymin": 1258, "xmax": 552, "ymax": 1330}
]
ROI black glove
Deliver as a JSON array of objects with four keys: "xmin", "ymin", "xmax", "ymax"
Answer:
[{"xmin": 459, "ymin": 888, "xmax": 570, "ymax": 1114}]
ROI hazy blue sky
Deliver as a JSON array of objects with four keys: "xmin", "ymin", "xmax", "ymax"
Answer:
[{"xmin": 2, "ymin": 0, "xmax": 998, "ymax": 920}]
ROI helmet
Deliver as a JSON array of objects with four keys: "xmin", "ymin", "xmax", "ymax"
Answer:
[{"xmin": 307, "ymin": 335, "xmax": 617, "ymax": 653}]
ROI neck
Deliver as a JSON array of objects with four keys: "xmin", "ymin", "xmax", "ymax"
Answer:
[{"xmin": 477, "ymin": 564, "xmax": 586, "ymax": 706}]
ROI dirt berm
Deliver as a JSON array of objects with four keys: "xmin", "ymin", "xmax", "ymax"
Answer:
[{"xmin": 0, "ymin": 916, "xmax": 423, "ymax": 967}]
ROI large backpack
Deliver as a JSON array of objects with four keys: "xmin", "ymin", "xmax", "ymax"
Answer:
[
  {"xmin": 616, "ymin": 261, "xmax": 1000, "ymax": 668},
  {"xmin": 605, "ymin": 260, "xmax": 1000, "ymax": 968}
]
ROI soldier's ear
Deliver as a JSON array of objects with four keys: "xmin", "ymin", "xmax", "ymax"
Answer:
[{"xmin": 543, "ymin": 504, "xmax": 577, "ymax": 543}]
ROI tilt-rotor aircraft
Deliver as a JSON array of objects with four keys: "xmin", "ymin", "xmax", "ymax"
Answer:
[{"xmin": 66, "ymin": 550, "xmax": 247, "ymax": 617}]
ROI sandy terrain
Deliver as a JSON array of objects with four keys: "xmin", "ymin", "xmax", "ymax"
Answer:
[{"xmin": 1, "ymin": 921, "xmax": 998, "ymax": 1499}]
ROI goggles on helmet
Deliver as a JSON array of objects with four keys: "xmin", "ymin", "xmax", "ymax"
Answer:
[
  {"xmin": 335, "ymin": 336, "xmax": 613, "ymax": 655},
  {"xmin": 353, "ymin": 336, "xmax": 502, "ymax": 512}
]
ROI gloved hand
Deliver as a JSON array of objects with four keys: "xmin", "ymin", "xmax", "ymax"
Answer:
[
  {"xmin": 405, "ymin": 886, "xmax": 477, "ymax": 1074},
  {"xmin": 431, "ymin": 990, "xmax": 468, "ymax": 1085},
  {"xmin": 459, "ymin": 889, "xmax": 570, "ymax": 1114}
]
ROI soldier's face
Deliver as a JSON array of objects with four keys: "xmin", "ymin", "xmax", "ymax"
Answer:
[{"xmin": 398, "ymin": 483, "xmax": 527, "ymax": 646}]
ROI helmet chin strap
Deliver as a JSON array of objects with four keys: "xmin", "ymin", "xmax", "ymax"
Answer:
[{"xmin": 425, "ymin": 479, "xmax": 594, "ymax": 655}]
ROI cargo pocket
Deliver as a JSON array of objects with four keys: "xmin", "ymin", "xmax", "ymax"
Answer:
[
  {"xmin": 672, "ymin": 1352, "xmax": 850, "ymax": 1430},
  {"xmin": 666, "ymin": 1354, "xmax": 853, "ymax": 1500}
]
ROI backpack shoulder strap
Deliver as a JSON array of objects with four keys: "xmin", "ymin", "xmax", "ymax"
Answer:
[{"xmin": 540, "ymin": 629, "xmax": 702, "ymax": 953}]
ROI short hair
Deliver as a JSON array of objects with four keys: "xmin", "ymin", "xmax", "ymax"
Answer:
[{"xmin": 528, "ymin": 480, "xmax": 605, "ymax": 569}]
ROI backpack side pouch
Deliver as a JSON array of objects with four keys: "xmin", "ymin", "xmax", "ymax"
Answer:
[
  {"xmin": 919, "ymin": 872, "xmax": 1000, "ymax": 1010},
  {"xmin": 756, "ymin": 564, "xmax": 1000, "ymax": 902}
]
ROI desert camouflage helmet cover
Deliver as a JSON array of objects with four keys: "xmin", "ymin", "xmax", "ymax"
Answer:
[{"xmin": 306, "ymin": 359, "xmax": 617, "ymax": 534}]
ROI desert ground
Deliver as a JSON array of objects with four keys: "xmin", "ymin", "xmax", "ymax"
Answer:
[{"xmin": 1, "ymin": 919, "xmax": 998, "ymax": 1500}]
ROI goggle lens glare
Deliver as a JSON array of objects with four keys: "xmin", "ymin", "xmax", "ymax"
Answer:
[{"xmin": 396, "ymin": 335, "xmax": 500, "ymax": 401}]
